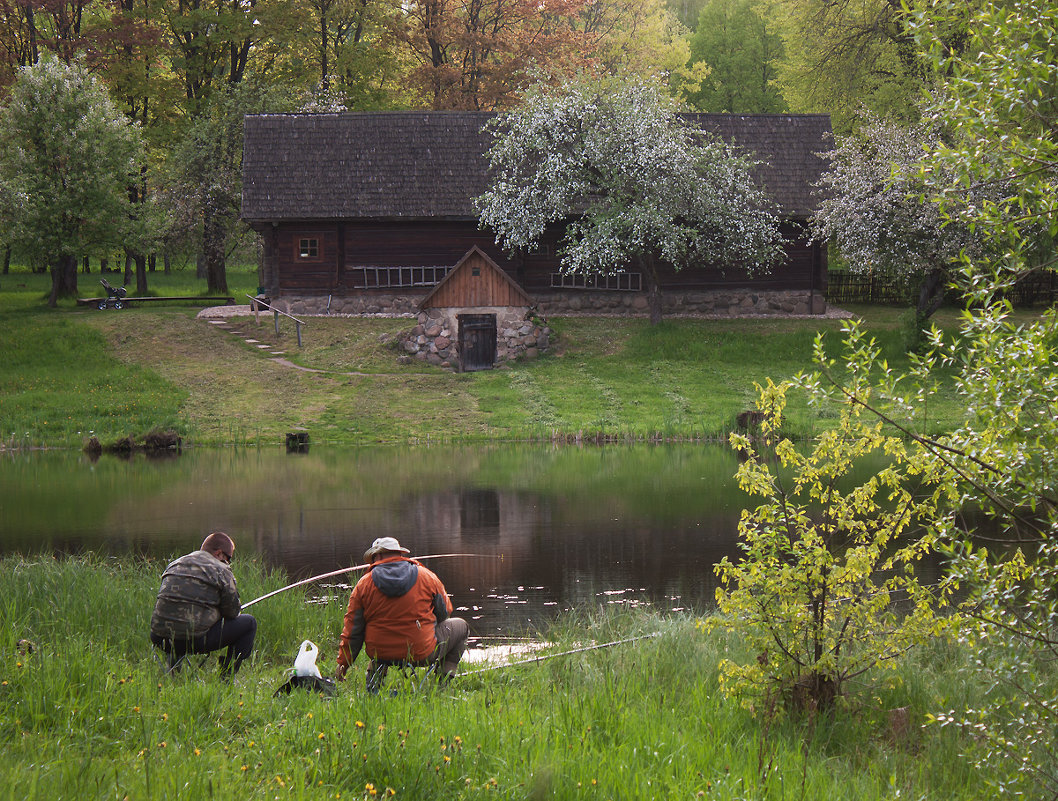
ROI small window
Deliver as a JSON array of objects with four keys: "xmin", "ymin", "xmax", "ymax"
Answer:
[
  {"xmin": 298, "ymin": 238, "xmax": 319, "ymax": 259},
  {"xmin": 471, "ymin": 267, "xmax": 481, "ymax": 276}
]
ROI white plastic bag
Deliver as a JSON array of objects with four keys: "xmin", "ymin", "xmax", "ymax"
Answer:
[{"xmin": 293, "ymin": 639, "xmax": 322, "ymax": 678}]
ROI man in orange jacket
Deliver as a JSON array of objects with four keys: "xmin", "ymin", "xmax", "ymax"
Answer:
[{"xmin": 335, "ymin": 537, "xmax": 469, "ymax": 690}]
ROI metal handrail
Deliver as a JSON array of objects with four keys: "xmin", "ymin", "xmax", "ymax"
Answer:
[{"xmin": 246, "ymin": 294, "xmax": 307, "ymax": 347}]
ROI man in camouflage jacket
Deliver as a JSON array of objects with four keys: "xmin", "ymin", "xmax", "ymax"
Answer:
[{"xmin": 149, "ymin": 531, "xmax": 256, "ymax": 674}]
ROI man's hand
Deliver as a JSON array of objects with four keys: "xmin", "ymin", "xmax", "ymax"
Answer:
[{"xmin": 335, "ymin": 662, "xmax": 347, "ymax": 682}]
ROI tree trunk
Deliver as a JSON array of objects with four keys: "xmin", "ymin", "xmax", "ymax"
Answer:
[
  {"xmin": 82, "ymin": 255, "xmax": 90, "ymax": 274},
  {"xmin": 639, "ymin": 254, "xmax": 664, "ymax": 326},
  {"xmin": 916, "ymin": 267, "xmax": 947, "ymax": 321},
  {"xmin": 2, "ymin": 246, "xmax": 10, "ymax": 275},
  {"xmin": 196, "ymin": 252, "xmax": 206, "ymax": 280},
  {"xmin": 203, "ymin": 212, "xmax": 229, "ymax": 294},
  {"xmin": 123, "ymin": 252, "xmax": 134, "ymax": 286},
  {"xmin": 48, "ymin": 253, "xmax": 79, "ymax": 307},
  {"xmin": 134, "ymin": 251, "xmax": 148, "ymax": 295},
  {"xmin": 163, "ymin": 252, "xmax": 171, "ymax": 275},
  {"xmin": 148, "ymin": 253, "xmax": 156, "ymax": 273}
]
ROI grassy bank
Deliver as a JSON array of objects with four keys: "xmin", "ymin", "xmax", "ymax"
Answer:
[
  {"xmin": 0, "ymin": 267, "xmax": 976, "ymax": 449},
  {"xmin": 2, "ymin": 554, "xmax": 995, "ymax": 800}
]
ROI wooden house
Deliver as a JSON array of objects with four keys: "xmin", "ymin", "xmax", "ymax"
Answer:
[{"xmin": 241, "ymin": 111, "xmax": 832, "ymax": 320}]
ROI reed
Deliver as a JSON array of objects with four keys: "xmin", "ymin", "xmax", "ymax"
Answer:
[{"xmin": 1, "ymin": 553, "xmax": 998, "ymax": 799}]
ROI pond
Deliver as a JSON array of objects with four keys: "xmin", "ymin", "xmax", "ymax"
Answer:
[{"xmin": 0, "ymin": 443, "xmax": 946, "ymax": 639}]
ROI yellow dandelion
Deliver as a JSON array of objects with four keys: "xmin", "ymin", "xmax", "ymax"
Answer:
[
  {"xmin": 2, "ymin": 681, "xmax": 7, "ymax": 687},
  {"xmin": 365, "ymin": 783, "xmax": 375, "ymax": 792},
  {"xmin": 443, "ymin": 756, "xmax": 451, "ymax": 764},
  {"xmin": 161, "ymin": 713, "xmax": 168, "ymax": 721},
  {"xmin": 386, "ymin": 789, "xmax": 396, "ymax": 797},
  {"xmin": 318, "ymin": 732, "xmax": 326, "ymax": 740},
  {"xmin": 158, "ymin": 741, "xmax": 167, "ymax": 749},
  {"xmin": 377, "ymin": 724, "xmax": 385, "ymax": 732},
  {"xmin": 355, "ymin": 720, "xmax": 365, "ymax": 729},
  {"xmin": 307, "ymin": 712, "xmax": 313, "ymax": 719},
  {"xmin": 591, "ymin": 779, "xmax": 597, "ymax": 786},
  {"xmin": 194, "ymin": 748, "xmax": 202, "ymax": 756},
  {"xmin": 248, "ymin": 741, "xmax": 255, "ymax": 747},
  {"xmin": 16, "ymin": 662, "xmax": 22, "ymax": 669},
  {"xmin": 241, "ymin": 765, "xmax": 249, "ymax": 772}
]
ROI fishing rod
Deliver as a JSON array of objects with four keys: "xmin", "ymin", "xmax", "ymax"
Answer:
[
  {"xmin": 466, "ymin": 632, "xmax": 660, "ymax": 674},
  {"xmin": 242, "ymin": 553, "xmax": 498, "ymax": 609}
]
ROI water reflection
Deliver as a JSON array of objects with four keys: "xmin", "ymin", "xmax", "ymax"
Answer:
[{"xmin": 0, "ymin": 444, "xmax": 952, "ymax": 637}]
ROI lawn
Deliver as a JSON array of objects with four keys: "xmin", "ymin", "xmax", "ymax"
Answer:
[{"xmin": 0, "ymin": 265, "xmax": 995, "ymax": 449}]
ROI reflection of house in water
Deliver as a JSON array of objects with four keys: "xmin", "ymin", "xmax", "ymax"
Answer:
[{"xmin": 405, "ymin": 489, "xmax": 546, "ymax": 592}]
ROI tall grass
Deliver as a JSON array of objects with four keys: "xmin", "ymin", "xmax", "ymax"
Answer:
[{"xmin": 1, "ymin": 554, "xmax": 999, "ymax": 799}]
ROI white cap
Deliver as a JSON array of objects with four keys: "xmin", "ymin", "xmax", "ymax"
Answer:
[{"xmin": 364, "ymin": 536, "xmax": 410, "ymax": 562}]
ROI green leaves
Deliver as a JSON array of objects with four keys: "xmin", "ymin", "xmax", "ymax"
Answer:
[{"xmin": 713, "ymin": 378, "xmax": 949, "ymax": 712}]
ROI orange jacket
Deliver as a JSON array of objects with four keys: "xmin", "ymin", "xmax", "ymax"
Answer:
[{"xmin": 337, "ymin": 557, "xmax": 453, "ymax": 668}]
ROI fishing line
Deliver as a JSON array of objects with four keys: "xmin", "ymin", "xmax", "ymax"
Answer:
[
  {"xmin": 242, "ymin": 553, "xmax": 499, "ymax": 609},
  {"xmin": 465, "ymin": 632, "xmax": 661, "ymax": 674}
]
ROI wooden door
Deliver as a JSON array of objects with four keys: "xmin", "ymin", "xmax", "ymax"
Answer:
[{"xmin": 458, "ymin": 314, "xmax": 497, "ymax": 371}]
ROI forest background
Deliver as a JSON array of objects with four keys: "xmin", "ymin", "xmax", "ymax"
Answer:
[{"xmin": 0, "ymin": 0, "xmax": 926, "ymax": 302}]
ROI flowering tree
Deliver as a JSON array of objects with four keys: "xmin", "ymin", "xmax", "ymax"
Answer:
[
  {"xmin": 813, "ymin": 113, "xmax": 984, "ymax": 323},
  {"xmin": 0, "ymin": 54, "xmax": 143, "ymax": 306},
  {"xmin": 475, "ymin": 77, "xmax": 784, "ymax": 324}
]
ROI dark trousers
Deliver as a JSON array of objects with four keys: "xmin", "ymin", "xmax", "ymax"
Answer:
[
  {"xmin": 151, "ymin": 614, "xmax": 257, "ymax": 674},
  {"xmin": 365, "ymin": 617, "xmax": 470, "ymax": 690}
]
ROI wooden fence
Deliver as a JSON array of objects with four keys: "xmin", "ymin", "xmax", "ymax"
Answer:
[{"xmin": 826, "ymin": 270, "xmax": 1058, "ymax": 308}]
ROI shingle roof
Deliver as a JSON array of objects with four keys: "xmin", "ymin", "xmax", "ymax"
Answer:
[{"xmin": 241, "ymin": 111, "xmax": 831, "ymax": 223}]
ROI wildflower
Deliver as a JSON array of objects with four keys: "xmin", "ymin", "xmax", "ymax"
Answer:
[
  {"xmin": 158, "ymin": 742, "xmax": 167, "ymax": 749},
  {"xmin": 378, "ymin": 724, "xmax": 385, "ymax": 732},
  {"xmin": 16, "ymin": 662, "xmax": 22, "ymax": 669},
  {"xmin": 355, "ymin": 720, "xmax": 365, "ymax": 729},
  {"xmin": 1, "ymin": 681, "xmax": 7, "ymax": 686},
  {"xmin": 161, "ymin": 713, "xmax": 168, "ymax": 721},
  {"xmin": 318, "ymin": 733, "xmax": 326, "ymax": 740},
  {"xmin": 443, "ymin": 756, "xmax": 451, "ymax": 764},
  {"xmin": 591, "ymin": 779, "xmax": 597, "ymax": 786},
  {"xmin": 307, "ymin": 712, "xmax": 313, "ymax": 719},
  {"xmin": 386, "ymin": 789, "xmax": 396, "ymax": 797},
  {"xmin": 241, "ymin": 765, "xmax": 249, "ymax": 772},
  {"xmin": 453, "ymin": 736, "xmax": 463, "ymax": 745},
  {"xmin": 194, "ymin": 748, "xmax": 202, "ymax": 756},
  {"xmin": 365, "ymin": 783, "xmax": 375, "ymax": 793}
]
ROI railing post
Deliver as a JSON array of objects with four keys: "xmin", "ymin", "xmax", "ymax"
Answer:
[
  {"xmin": 296, "ymin": 322, "xmax": 302, "ymax": 347},
  {"xmin": 274, "ymin": 310, "xmax": 280, "ymax": 336}
]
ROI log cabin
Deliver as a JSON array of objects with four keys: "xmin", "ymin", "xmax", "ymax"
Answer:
[{"xmin": 241, "ymin": 111, "xmax": 832, "ymax": 322}]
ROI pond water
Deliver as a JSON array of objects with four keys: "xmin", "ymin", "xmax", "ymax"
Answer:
[{"xmin": 0, "ymin": 443, "xmax": 947, "ymax": 639}]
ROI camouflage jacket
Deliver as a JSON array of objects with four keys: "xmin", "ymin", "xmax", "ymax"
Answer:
[{"xmin": 149, "ymin": 549, "xmax": 241, "ymax": 639}]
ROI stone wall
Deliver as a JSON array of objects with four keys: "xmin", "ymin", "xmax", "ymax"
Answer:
[
  {"xmin": 399, "ymin": 306, "xmax": 551, "ymax": 370},
  {"xmin": 532, "ymin": 288, "xmax": 827, "ymax": 316},
  {"xmin": 273, "ymin": 288, "xmax": 826, "ymax": 318}
]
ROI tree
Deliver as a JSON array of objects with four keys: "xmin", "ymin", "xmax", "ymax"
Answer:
[
  {"xmin": 813, "ymin": 113, "xmax": 986, "ymax": 325},
  {"xmin": 682, "ymin": 0, "xmax": 786, "ymax": 113},
  {"xmin": 713, "ymin": 373, "xmax": 947, "ymax": 713},
  {"xmin": 166, "ymin": 80, "xmax": 286, "ymax": 295},
  {"xmin": 774, "ymin": 0, "xmax": 965, "ymax": 131},
  {"xmin": 774, "ymin": 0, "xmax": 1058, "ymax": 792},
  {"xmin": 0, "ymin": 54, "xmax": 143, "ymax": 306},
  {"xmin": 392, "ymin": 0, "xmax": 596, "ymax": 110},
  {"xmin": 904, "ymin": 0, "xmax": 1058, "ymax": 793},
  {"xmin": 475, "ymin": 77, "xmax": 784, "ymax": 324}
]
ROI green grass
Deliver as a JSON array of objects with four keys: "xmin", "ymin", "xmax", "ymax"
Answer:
[
  {"xmin": 0, "ymin": 264, "xmax": 1017, "ymax": 448},
  {"xmin": 0, "ymin": 554, "xmax": 1003, "ymax": 800}
]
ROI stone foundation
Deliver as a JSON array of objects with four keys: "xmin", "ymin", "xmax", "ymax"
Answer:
[
  {"xmin": 399, "ymin": 306, "xmax": 551, "ymax": 370},
  {"xmin": 532, "ymin": 288, "xmax": 826, "ymax": 316},
  {"xmin": 273, "ymin": 288, "xmax": 826, "ymax": 318}
]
